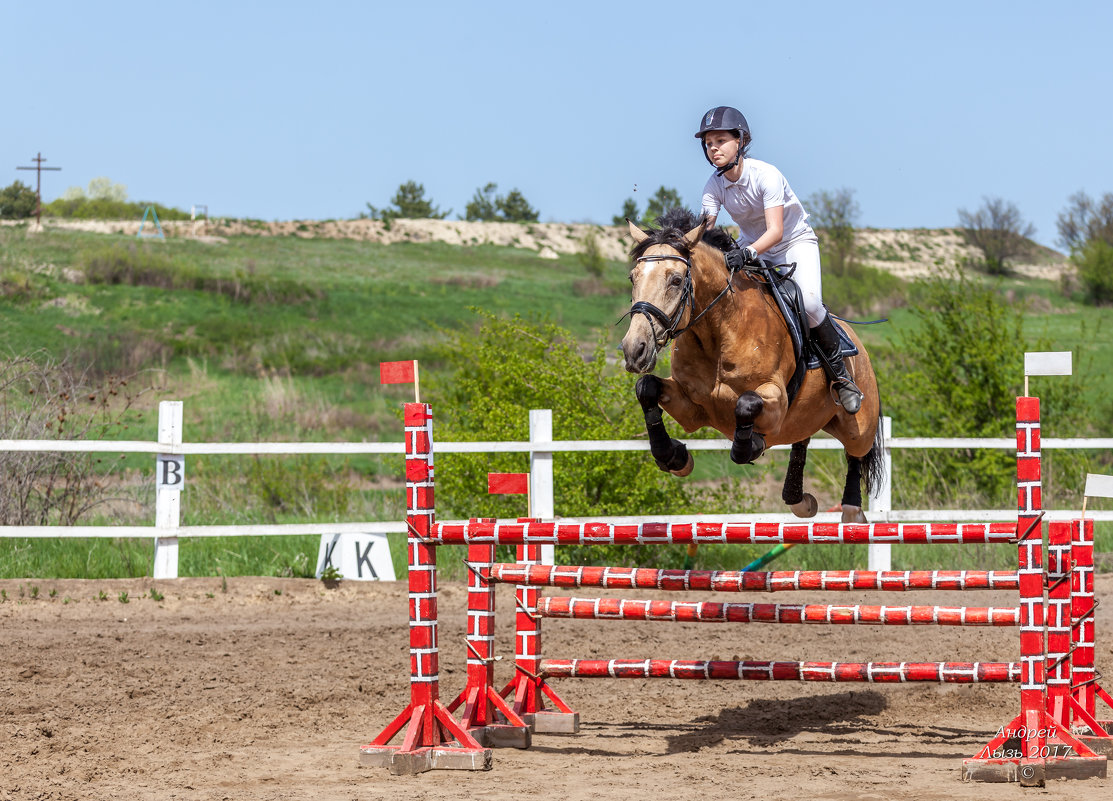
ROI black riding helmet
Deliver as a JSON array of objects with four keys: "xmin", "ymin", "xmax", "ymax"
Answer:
[{"xmin": 695, "ymin": 106, "xmax": 751, "ymax": 176}]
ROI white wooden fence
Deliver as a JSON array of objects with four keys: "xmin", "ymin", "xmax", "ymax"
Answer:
[{"xmin": 2, "ymin": 399, "xmax": 1111, "ymax": 578}]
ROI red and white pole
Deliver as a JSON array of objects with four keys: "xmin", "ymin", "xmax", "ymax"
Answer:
[{"xmin": 361, "ymin": 403, "xmax": 492, "ymax": 773}]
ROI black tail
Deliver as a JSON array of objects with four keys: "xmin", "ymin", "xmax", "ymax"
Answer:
[{"xmin": 862, "ymin": 404, "xmax": 886, "ymax": 498}]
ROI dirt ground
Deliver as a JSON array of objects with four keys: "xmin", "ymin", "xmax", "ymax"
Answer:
[{"xmin": 3, "ymin": 574, "xmax": 1111, "ymax": 801}]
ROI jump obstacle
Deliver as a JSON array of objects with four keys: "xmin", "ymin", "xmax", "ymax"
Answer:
[{"xmin": 360, "ymin": 396, "xmax": 1113, "ymax": 784}]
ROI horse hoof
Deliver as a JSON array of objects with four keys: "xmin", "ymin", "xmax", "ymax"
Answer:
[
  {"xmin": 789, "ymin": 494, "xmax": 818, "ymax": 518},
  {"xmin": 841, "ymin": 505, "xmax": 867, "ymax": 524},
  {"xmin": 670, "ymin": 451, "xmax": 694, "ymax": 477}
]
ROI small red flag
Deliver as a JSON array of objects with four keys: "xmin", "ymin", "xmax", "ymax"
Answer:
[
  {"xmin": 379, "ymin": 360, "xmax": 416, "ymax": 384},
  {"xmin": 488, "ymin": 473, "xmax": 529, "ymax": 495}
]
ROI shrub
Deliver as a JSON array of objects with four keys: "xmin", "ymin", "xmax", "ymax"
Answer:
[
  {"xmin": 428, "ymin": 310, "xmax": 757, "ymax": 567},
  {"xmin": 0, "ymin": 353, "xmax": 144, "ymax": 525},
  {"xmin": 0, "ymin": 181, "xmax": 39, "ymax": 219},
  {"xmin": 1073, "ymin": 239, "xmax": 1113, "ymax": 305}
]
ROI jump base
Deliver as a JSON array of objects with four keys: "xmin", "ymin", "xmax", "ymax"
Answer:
[
  {"xmin": 524, "ymin": 710, "xmax": 581, "ymax": 734},
  {"xmin": 360, "ymin": 744, "xmax": 493, "ymax": 774},
  {"xmin": 469, "ymin": 723, "xmax": 532, "ymax": 749}
]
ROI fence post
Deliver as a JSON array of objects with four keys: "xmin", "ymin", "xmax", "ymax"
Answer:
[
  {"xmin": 153, "ymin": 401, "xmax": 184, "ymax": 579},
  {"xmin": 867, "ymin": 415, "xmax": 893, "ymax": 571},
  {"xmin": 529, "ymin": 409, "xmax": 555, "ymax": 566}
]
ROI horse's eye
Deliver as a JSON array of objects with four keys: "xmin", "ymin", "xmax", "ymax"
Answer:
[
  {"xmin": 668, "ymin": 274, "xmax": 683, "ymax": 287},
  {"xmin": 628, "ymin": 273, "xmax": 635, "ymax": 284}
]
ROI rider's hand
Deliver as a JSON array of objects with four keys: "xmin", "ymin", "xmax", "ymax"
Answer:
[{"xmin": 726, "ymin": 245, "xmax": 759, "ymax": 271}]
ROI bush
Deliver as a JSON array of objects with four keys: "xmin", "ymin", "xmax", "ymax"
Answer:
[
  {"xmin": 428, "ymin": 310, "xmax": 756, "ymax": 567},
  {"xmin": 0, "ymin": 353, "xmax": 144, "ymax": 525},
  {"xmin": 0, "ymin": 181, "xmax": 39, "ymax": 219},
  {"xmin": 1073, "ymin": 239, "xmax": 1113, "ymax": 305},
  {"xmin": 877, "ymin": 265, "xmax": 1090, "ymax": 507}
]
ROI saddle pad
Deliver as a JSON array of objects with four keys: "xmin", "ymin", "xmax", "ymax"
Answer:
[{"xmin": 757, "ymin": 264, "xmax": 858, "ymax": 404}]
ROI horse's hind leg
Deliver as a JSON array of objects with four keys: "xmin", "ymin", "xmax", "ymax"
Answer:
[
  {"xmin": 840, "ymin": 454, "xmax": 868, "ymax": 523},
  {"xmin": 636, "ymin": 375, "xmax": 693, "ymax": 476},
  {"xmin": 782, "ymin": 439, "xmax": 818, "ymax": 518}
]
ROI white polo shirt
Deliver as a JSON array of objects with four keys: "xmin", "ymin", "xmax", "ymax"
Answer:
[{"xmin": 701, "ymin": 158, "xmax": 815, "ymax": 255}]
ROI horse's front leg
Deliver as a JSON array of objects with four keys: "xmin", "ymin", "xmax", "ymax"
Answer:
[
  {"xmin": 636, "ymin": 375, "xmax": 699, "ymax": 476},
  {"xmin": 730, "ymin": 383, "xmax": 786, "ymax": 465}
]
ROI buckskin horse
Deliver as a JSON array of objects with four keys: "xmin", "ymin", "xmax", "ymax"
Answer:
[{"xmin": 621, "ymin": 209, "xmax": 883, "ymax": 523}]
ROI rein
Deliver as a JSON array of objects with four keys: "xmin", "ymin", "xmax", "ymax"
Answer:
[{"xmin": 618, "ymin": 250, "xmax": 746, "ymax": 348}]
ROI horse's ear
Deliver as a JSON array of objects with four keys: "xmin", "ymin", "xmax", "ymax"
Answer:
[
  {"xmin": 683, "ymin": 218, "xmax": 707, "ymax": 248},
  {"xmin": 627, "ymin": 219, "xmax": 649, "ymax": 243}
]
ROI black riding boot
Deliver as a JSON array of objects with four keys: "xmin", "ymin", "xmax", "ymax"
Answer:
[{"xmin": 810, "ymin": 315, "xmax": 863, "ymax": 415}]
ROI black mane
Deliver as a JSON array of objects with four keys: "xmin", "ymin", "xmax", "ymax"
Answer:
[{"xmin": 629, "ymin": 207, "xmax": 736, "ymax": 262}]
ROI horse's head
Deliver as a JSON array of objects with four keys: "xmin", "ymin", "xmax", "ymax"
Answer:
[{"xmin": 621, "ymin": 209, "xmax": 735, "ymax": 373}]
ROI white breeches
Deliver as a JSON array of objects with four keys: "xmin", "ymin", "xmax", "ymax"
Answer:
[{"xmin": 767, "ymin": 236, "xmax": 826, "ymax": 328}]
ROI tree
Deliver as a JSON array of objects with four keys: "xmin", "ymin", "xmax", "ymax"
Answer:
[
  {"xmin": 1054, "ymin": 191, "xmax": 1113, "ymax": 305},
  {"xmin": 86, "ymin": 177, "xmax": 128, "ymax": 202},
  {"xmin": 807, "ymin": 187, "xmax": 860, "ymax": 276},
  {"xmin": 1056, "ymin": 191, "xmax": 1113, "ymax": 253},
  {"xmin": 464, "ymin": 183, "xmax": 539, "ymax": 222},
  {"xmin": 0, "ymin": 181, "xmax": 39, "ymax": 219},
  {"xmin": 956, "ymin": 197, "xmax": 1036, "ymax": 275},
  {"xmin": 496, "ymin": 188, "xmax": 539, "ymax": 222},
  {"xmin": 366, "ymin": 180, "xmax": 449, "ymax": 223},
  {"xmin": 464, "ymin": 182, "xmax": 499, "ymax": 221},
  {"xmin": 642, "ymin": 186, "xmax": 684, "ymax": 227},
  {"xmin": 613, "ymin": 197, "xmax": 639, "ymax": 226}
]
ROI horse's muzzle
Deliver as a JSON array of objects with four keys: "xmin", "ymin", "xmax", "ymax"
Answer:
[{"xmin": 621, "ymin": 329, "xmax": 658, "ymax": 374}]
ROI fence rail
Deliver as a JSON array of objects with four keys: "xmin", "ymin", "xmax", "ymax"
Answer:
[{"xmin": 2, "ymin": 402, "xmax": 1111, "ymax": 579}]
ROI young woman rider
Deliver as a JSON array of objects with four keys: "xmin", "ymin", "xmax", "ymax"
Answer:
[{"xmin": 695, "ymin": 105, "xmax": 862, "ymax": 414}]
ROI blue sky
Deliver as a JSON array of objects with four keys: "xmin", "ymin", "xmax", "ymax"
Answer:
[{"xmin": 4, "ymin": 0, "xmax": 1111, "ymax": 250}]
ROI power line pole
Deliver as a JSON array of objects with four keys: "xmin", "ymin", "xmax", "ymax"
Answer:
[{"xmin": 16, "ymin": 152, "xmax": 62, "ymax": 226}]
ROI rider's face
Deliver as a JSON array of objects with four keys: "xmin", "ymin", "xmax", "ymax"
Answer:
[{"xmin": 703, "ymin": 131, "xmax": 740, "ymax": 167}]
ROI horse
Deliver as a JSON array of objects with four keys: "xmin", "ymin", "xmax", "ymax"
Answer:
[{"xmin": 621, "ymin": 208, "xmax": 883, "ymax": 524}]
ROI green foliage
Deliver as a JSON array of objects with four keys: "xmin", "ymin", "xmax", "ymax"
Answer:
[
  {"xmin": 366, "ymin": 180, "xmax": 450, "ymax": 224},
  {"xmin": 578, "ymin": 228, "xmax": 606, "ymax": 278},
  {"xmin": 496, "ymin": 188, "xmax": 539, "ymax": 222},
  {"xmin": 1072, "ymin": 239, "xmax": 1113, "ymax": 305},
  {"xmin": 464, "ymin": 182, "xmax": 499, "ymax": 221},
  {"xmin": 613, "ymin": 198, "xmax": 639, "ymax": 227},
  {"xmin": 43, "ymin": 178, "xmax": 190, "ymax": 221},
  {"xmin": 464, "ymin": 183, "xmax": 539, "ymax": 222},
  {"xmin": 957, "ymin": 196, "xmax": 1036, "ymax": 276},
  {"xmin": 879, "ymin": 265, "xmax": 1091, "ymax": 506},
  {"xmin": 822, "ymin": 261, "xmax": 906, "ymax": 319},
  {"xmin": 428, "ymin": 310, "xmax": 755, "ymax": 567},
  {"xmin": 807, "ymin": 187, "xmax": 859, "ymax": 276},
  {"xmin": 82, "ymin": 243, "xmax": 322, "ymax": 305},
  {"xmin": 641, "ymin": 187, "xmax": 685, "ymax": 227},
  {"xmin": 0, "ymin": 180, "xmax": 39, "ymax": 219}
]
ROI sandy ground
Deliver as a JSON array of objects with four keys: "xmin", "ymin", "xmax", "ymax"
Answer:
[{"xmin": 2, "ymin": 574, "xmax": 1111, "ymax": 801}]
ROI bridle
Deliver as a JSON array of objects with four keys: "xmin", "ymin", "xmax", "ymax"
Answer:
[{"xmin": 620, "ymin": 249, "xmax": 742, "ymax": 349}]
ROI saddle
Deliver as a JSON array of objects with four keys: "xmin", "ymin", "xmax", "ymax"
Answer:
[{"xmin": 750, "ymin": 259, "xmax": 857, "ymax": 406}]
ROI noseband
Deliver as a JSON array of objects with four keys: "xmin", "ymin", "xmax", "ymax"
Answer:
[
  {"xmin": 621, "ymin": 251, "xmax": 741, "ymax": 349},
  {"xmin": 623, "ymin": 254, "xmax": 695, "ymax": 347}
]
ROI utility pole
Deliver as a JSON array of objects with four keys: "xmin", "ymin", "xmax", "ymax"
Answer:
[{"xmin": 16, "ymin": 152, "xmax": 62, "ymax": 226}]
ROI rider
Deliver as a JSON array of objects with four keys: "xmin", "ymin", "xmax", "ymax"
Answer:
[{"xmin": 695, "ymin": 105, "xmax": 862, "ymax": 414}]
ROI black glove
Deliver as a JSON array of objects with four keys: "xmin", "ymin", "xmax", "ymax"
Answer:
[{"xmin": 726, "ymin": 245, "xmax": 759, "ymax": 271}]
